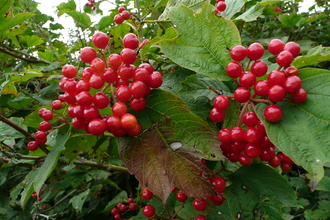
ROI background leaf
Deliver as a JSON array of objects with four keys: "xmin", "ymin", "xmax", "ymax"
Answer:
[
  {"xmin": 158, "ymin": 0, "xmax": 206, "ymax": 20},
  {"xmin": 0, "ymin": 13, "xmax": 35, "ymax": 33}
]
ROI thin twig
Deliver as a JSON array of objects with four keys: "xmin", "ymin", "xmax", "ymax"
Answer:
[
  {"xmin": 41, "ymin": 189, "xmax": 77, "ymax": 214},
  {"xmin": 0, "ymin": 45, "xmax": 51, "ymax": 64}
]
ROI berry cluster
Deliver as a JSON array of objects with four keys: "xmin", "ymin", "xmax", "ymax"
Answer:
[
  {"xmin": 31, "ymin": 191, "xmax": 42, "ymax": 201},
  {"xmin": 27, "ymin": 31, "xmax": 162, "ymax": 151},
  {"xmin": 214, "ymin": 0, "xmax": 226, "ymax": 16},
  {"xmin": 111, "ymin": 197, "xmax": 137, "ymax": 220},
  {"xmin": 85, "ymin": 0, "xmax": 96, "ymax": 10},
  {"xmin": 114, "ymin": 7, "xmax": 131, "ymax": 24}
]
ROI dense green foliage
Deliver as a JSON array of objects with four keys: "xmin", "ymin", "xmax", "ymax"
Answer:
[{"xmin": 1, "ymin": 0, "xmax": 330, "ymax": 219}]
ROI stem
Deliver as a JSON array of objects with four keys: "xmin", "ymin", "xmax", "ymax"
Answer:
[
  {"xmin": 0, "ymin": 113, "xmax": 34, "ymax": 141},
  {"xmin": 245, "ymin": 59, "xmax": 252, "ymax": 71},
  {"xmin": 171, "ymin": 203, "xmax": 184, "ymax": 219},
  {"xmin": 208, "ymin": 86, "xmax": 222, "ymax": 95},
  {"xmin": 153, "ymin": 195, "xmax": 171, "ymax": 218},
  {"xmin": 110, "ymin": 83, "xmax": 117, "ymax": 105},
  {"xmin": 41, "ymin": 189, "xmax": 77, "ymax": 214},
  {"xmin": 250, "ymin": 98, "xmax": 273, "ymax": 104},
  {"xmin": 140, "ymin": 20, "xmax": 171, "ymax": 23},
  {"xmin": 237, "ymin": 101, "xmax": 250, "ymax": 127}
]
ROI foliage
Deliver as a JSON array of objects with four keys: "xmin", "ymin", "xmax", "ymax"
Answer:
[{"xmin": 1, "ymin": 0, "xmax": 330, "ymax": 219}]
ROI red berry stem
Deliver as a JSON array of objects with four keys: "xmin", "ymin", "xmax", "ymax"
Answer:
[
  {"xmin": 250, "ymin": 98, "xmax": 273, "ymax": 104},
  {"xmin": 208, "ymin": 86, "xmax": 222, "ymax": 95},
  {"xmin": 152, "ymin": 195, "xmax": 171, "ymax": 218},
  {"xmin": 245, "ymin": 59, "xmax": 252, "ymax": 71},
  {"xmin": 171, "ymin": 202, "xmax": 185, "ymax": 219},
  {"xmin": 49, "ymin": 123, "xmax": 69, "ymax": 133},
  {"xmin": 101, "ymin": 83, "xmax": 110, "ymax": 93},
  {"xmin": 110, "ymin": 83, "xmax": 117, "ymax": 105},
  {"xmin": 237, "ymin": 101, "xmax": 250, "ymax": 127}
]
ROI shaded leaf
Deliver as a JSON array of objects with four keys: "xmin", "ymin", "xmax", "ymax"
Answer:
[
  {"xmin": 157, "ymin": 3, "xmax": 240, "ymax": 81},
  {"xmin": 19, "ymin": 35, "xmax": 44, "ymax": 47},
  {"xmin": 66, "ymin": 11, "xmax": 91, "ymax": 30},
  {"xmin": 10, "ymin": 69, "xmax": 43, "ymax": 83},
  {"xmin": 0, "ymin": 12, "xmax": 35, "ymax": 33},
  {"xmin": 256, "ymin": 68, "xmax": 330, "ymax": 189},
  {"xmin": 98, "ymin": 15, "xmax": 112, "ymax": 30},
  {"xmin": 292, "ymin": 46, "xmax": 330, "ymax": 68},
  {"xmin": 102, "ymin": 191, "xmax": 128, "ymax": 212},
  {"xmin": 0, "ymin": 0, "xmax": 14, "ymax": 15},
  {"xmin": 159, "ymin": 0, "xmax": 206, "ymax": 20},
  {"xmin": 70, "ymin": 189, "xmax": 90, "ymax": 213},
  {"xmin": 0, "ymin": 117, "xmax": 27, "ymax": 141},
  {"xmin": 278, "ymin": 13, "xmax": 303, "ymax": 28},
  {"xmin": 225, "ymin": 0, "xmax": 245, "ymax": 19},
  {"xmin": 235, "ymin": 3, "xmax": 264, "ymax": 22}
]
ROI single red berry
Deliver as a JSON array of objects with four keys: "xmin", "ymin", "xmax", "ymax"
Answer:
[
  {"xmin": 281, "ymin": 152, "xmax": 295, "ymax": 164},
  {"xmin": 139, "ymin": 63, "xmax": 154, "ymax": 75},
  {"xmin": 27, "ymin": 141, "xmax": 39, "ymax": 151},
  {"xmin": 268, "ymin": 155, "xmax": 281, "ymax": 167},
  {"xmin": 239, "ymin": 72, "xmax": 256, "ymax": 88},
  {"xmin": 114, "ymin": 214, "xmax": 121, "ymax": 220},
  {"xmin": 41, "ymin": 205, "xmax": 47, "ymax": 209},
  {"xmin": 123, "ymin": 33, "xmax": 139, "ymax": 49},
  {"xmin": 120, "ymin": 113, "xmax": 138, "ymax": 130},
  {"xmin": 259, "ymin": 147, "xmax": 276, "ymax": 161},
  {"xmin": 120, "ymin": 48, "xmax": 136, "ymax": 64},
  {"xmin": 127, "ymin": 123, "xmax": 141, "ymax": 136},
  {"xmin": 139, "ymin": 39, "xmax": 150, "ymax": 49},
  {"xmin": 268, "ymin": 39, "xmax": 285, "ymax": 55},
  {"xmin": 212, "ymin": 176, "xmax": 226, "ymax": 192},
  {"xmin": 108, "ymin": 54, "xmax": 123, "ymax": 69},
  {"xmin": 130, "ymin": 97, "xmax": 146, "ymax": 111},
  {"xmin": 243, "ymin": 111, "xmax": 259, "ymax": 127},
  {"xmin": 176, "ymin": 190, "xmax": 188, "ymax": 202},
  {"xmin": 35, "ymin": 130, "xmax": 47, "ymax": 140},
  {"xmin": 268, "ymin": 85, "xmax": 286, "ymax": 102},
  {"xmin": 284, "ymin": 41, "xmax": 300, "ymax": 58},
  {"xmin": 105, "ymin": 115, "xmax": 121, "ymax": 131},
  {"xmin": 196, "ymin": 215, "xmax": 207, "ymax": 220},
  {"xmin": 216, "ymin": 1, "xmax": 227, "ymax": 12},
  {"xmin": 245, "ymin": 143, "xmax": 262, "ymax": 158},
  {"xmin": 80, "ymin": 47, "xmax": 97, "ymax": 63},
  {"xmin": 226, "ymin": 62, "xmax": 242, "ymax": 78},
  {"xmin": 247, "ymin": 43, "xmax": 264, "ymax": 60},
  {"xmin": 88, "ymin": 119, "xmax": 106, "ymax": 135},
  {"xmin": 37, "ymin": 197, "xmax": 42, "ymax": 201},
  {"xmin": 118, "ymin": 6, "xmax": 125, "ymax": 13},
  {"xmin": 62, "ymin": 65, "xmax": 77, "ymax": 78},
  {"xmin": 93, "ymin": 92, "xmax": 109, "ymax": 109},
  {"xmin": 111, "ymin": 207, "xmax": 119, "ymax": 215},
  {"xmin": 283, "ymin": 75, "xmax": 302, "ymax": 94},
  {"xmin": 260, "ymin": 135, "xmax": 274, "ymax": 149},
  {"xmin": 230, "ymin": 127, "xmax": 245, "ymax": 142},
  {"xmin": 118, "ymin": 64, "xmax": 136, "ymax": 81},
  {"xmin": 148, "ymin": 71, "xmax": 163, "ymax": 88},
  {"xmin": 63, "ymin": 80, "xmax": 77, "ymax": 94},
  {"xmin": 234, "ymin": 87, "xmax": 251, "ymax": 103},
  {"xmin": 268, "ymin": 70, "xmax": 286, "ymax": 86},
  {"xmin": 63, "ymin": 92, "xmax": 77, "ymax": 105},
  {"xmin": 121, "ymin": 10, "xmax": 131, "ymax": 20},
  {"xmin": 142, "ymin": 188, "xmax": 153, "ymax": 200},
  {"xmin": 76, "ymin": 80, "xmax": 91, "ymax": 93},
  {"xmin": 231, "ymin": 141, "xmax": 245, "ymax": 153},
  {"xmin": 41, "ymin": 110, "xmax": 53, "ymax": 121},
  {"xmin": 91, "ymin": 58, "xmax": 106, "ymax": 74},
  {"xmin": 284, "ymin": 65, "xmax": 299, "ymax": 77},
  {"xmin": 84, "ymin": 106, "xmax": 101, "ymax": 121},
  {"xmin": 102, "ymin": 68, "xmax": 118, "ymax": 83},
  {"xmin": 128, "ymin": 203, "xmax": 137, "ymax": 211},
  {"xmin": 92, "ymin": 32, "xmax": 109, "ymax": 49},
  {"xmin": 281, "ymin": 161, "xmax": 293, "ymax": 172},
  {"xmin": 114, "ymin": 14, "xmax": 124, "ymax": 24},
  {"xmin": 192, "ymin": 198, "xmax": 207, "ymax": 211},
  {"xmin": 218, "ymin": 128, "xmax": 231, "ymax": 143},
  {"xmin": 210, "ymin": 108, "xmax": 226, "ymax": 123},
  {"xmin": 76, "ymin": 91, "xmax": 93, "ymax": 107},
  {"xmin": 73, "ymin": 105, "xmax": 85, "ymax": 118},
  {"xmin": 116, "ymin": 85, "xmax": 131, "ymax": 103},
  {"xmin": 129, "ymin": 81, "xmax": 150, "ymax": 98},
  {"xmin": 39, "ymin": 121, "xmax": 51, "ymax": 131},
  {"xmin": 134, "ymin": 68, "xmax": 150, "ymax": 83},
  {"xmin": 142, "ymin": 205, "xmax": 155, "ymax": 217},
  {"xmin": 82, "ymin": 67, "xmax": 94, "ymax": 82},
  {"xmin": 227, "ymin": 152, "xmax": 240, "ymax": 162},
  {"xmin": 118, "ymin": 204, "xmax": 127, "ymax": 212},
  {"xmin": 256, "ymin": 120, "xmax": 266, "ymax": 134},
  {"xmin": 72, "ymin": 117, "xmax": 87, "ymax": 129},
  {"xmin": 276, "ymin": 50, "xmax": 293, "ymax": 67},
  {"xmin": 230, "ymin": 45, "xmax": 247, "ymax": 62},
  {"xmin": 254, "ymin": 80, "xmax": 271, "ymax": 97},
  {"xmin": 51, "ymin": 100, "xmax": 62, "ymax": 110},
  {"xmin": 112, "ymin": 102, "xmax": 127, "ymax": 117},
  {"xmin": 245, "ymin": 127, "xmax": 261, "ymax": 144},
  {"xmin": 290, "ymin": 88, "xmax": 307, "ymax": 103},
  {"xmin": 264, "ymin": 105, "xmax": 282, "ymax": 122},
  {"xmin": 251, "ymin": 60, "xmax": 268, "ymax": 77},
  {"xmin": 239, "ymin": 152, "xmax": 253, "ymax": 166}
]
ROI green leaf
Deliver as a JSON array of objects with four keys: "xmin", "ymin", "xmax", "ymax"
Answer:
[
  {"xmin": 19, "ymin": 169, "xmax": 39, "ymax": 209},
  {"xmin": 102, "ymin": 191, "xmax": 128, "ymax": 212},
  {"xmin": 158, "ymin": 0, "xmax": 206, "ymax": 20},
  {"xmin": 66, "ymin": 11, "xmax": 91, "ymax": 30},
  {"xmin": 225, "ymin": 0, "xmax": 245, "ymax": 19},
  {"xmin": 19, "ymin": 35, "xmax": 44, "ymax": 48},
  {"xmin": 57, "ymin": 0, "xmax": 76, "ymax": 17},
  {"xmin": 119, "ymin": 89, "xmax": 222, "ymax": 203},
  {"xmin": 33, "ymin": 133, "xmax": 70, "ymax": 194},
  {"xmin": 0, "ymin": 12, "xmax": 35, "ymax": 33},
  {"xmin": 157, "ymin": 3, "xmax": 240, "ymax": 81},
  {"xmin": 0, "ymin": 0, "xmax": 14, "ymax": 15},
  {"xmin": 98, "ymin": 15, "xmax": 112, "ymax": 30},
  {"xmin": 0, "ymin": 117, "xmax": 27, "ymax": 141},
  {"xmin": 219, "ymin": 164, "xmax": 299, "ymax": 219},
  {"xmin": 69, "ymin": 189, "xmax": 90, "ymax": 213},
  {"xmin": 256, "ymin": 68, "xmax": 330, "ymax": 190},
  {"xmin": 292, "ymin": 46, "xmax": 330, "ymax": 68},
  {"xmin": 278, "ymin": 13, "xmax": 303, "ymax": 28},
  {"xmin": 159, "ymin": 69, "xmax": 194, "ymax": 95},
  {"xmin": 10, "ymin": 69, "xmax": 43, "ymax": 83},
  {"xmin": 316, "ymin": 176, "xmax": 330, "ymax": 191},
  {"xmin": 235, "ymin": 3, "xmax": 264, "ymax": 22}
]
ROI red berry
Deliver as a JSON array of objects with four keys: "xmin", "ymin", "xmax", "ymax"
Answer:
[
  {"xmin": 108, "ymin": 54, "xmax": 123, "ymax": 69},
  {"xmin": 63, "ymin": 92, "xmax": 77, "ymax": 104},
  {"xmin": 256, "ymin": 120, "xmax": 266, "ymax": 134},
  {"xmin": 142, "ymin": 188, "xmax": 153, "ymax": 200},
  {"xmin": 121, "ymin": 113, "xmax": 138, "ymax": 130},
  {"xmin": 118, "ymin": 6, "xmax": 125, "ymax": 13},
  {"xmin": 41, "ymin": 110, "xmax": 53, "ymax": 121},
  {"xmin": 196, "ymin": 215, "xmax": 207, "ymax": 220},
  {"xmin": 88, "ymin": 119, "xmax": 106, "ymax": 135},
  {"xmin": 91, "ymin": 58, "xmax": 106, "ymax": 74},
  {"xmin": 118, "ymin": 64, "xmax": 136, "ymax": 81},
  {"xmin": 114, "ymin": 14, "xmax": 124, "ymax": 24},
  {"xmin": 102, "ymin": 68, "xmax": 118, "ymax": 83},
  {"xmin": 39, "ymin": 121, "xmax": 51, "ymax": 131},
  {"xmin": 245, "ymin": 143, "xmax": 262, "ymax": 158},
  {"xmin": 111, "ymin": 126, "xmax": 127, "ymax": 137},
  {"xmin": 130, "ymin": 97, "xmax": 146, "ymax": 111},
  {"xmin": 76, "ymin": 80, "xmax": 91, "ymax": 93},
  {"xmin": 80, "ymin": 47, "xmax": 97, "ymax": 63},
  {"xmin": 268, "ymin": 39, "xmax": 285, "ymax": 55},
  {"xmin": 134, "ymin": 68, "xmax": 150, "ymax": 83},
  {"xmin": 35, "ymin": 130, "xmax": 47, "ymax": 140},
  {"xmin": 139, "ymin": 63, "xmax": 154, "ymax": 75},
  {"xmin": 129, "ymin": 81, "xmax": 150, "ymax": 98},
  {"xmin": 63, "ymin": 80, "xmax": 77, "ymax": 94},
  {"xmin": 120, "ymin": 48, "xmax": 136, "ymax": 64},
  {"xmin": 82, "ymin": 67, "xmax": 94, "ymax": 82},
  {"xmin": 281, "ymin": 162, "xmax": 292, "ymax": 172},
  {"xmin": 230, "ymin": 45, "xmax": 247, "ymax": 62},
  {"xmin": 116, "ymin": 85, "xmax": 131, "ymax": 102},
  {"xmin": 93, "ymin": 92, "xmax": 109, "ymax": 109},
  {"xmin": 281, "ymin": 152, "xmax": 295, "ymax": 164},
  {"xmin": 72, "ymin": 117, "xmax": 87, "ymax": 129},
  {"xmin": 226, "ymin": 61, "xmax": 242, "ymax": 78},
  {"xmin": 268, "ymin": 85, "xmax": 286, "ymax": 102},
  {"xmin": 259, "ymin": 147, "xmax": 276, "ymax": 161},
  {"xmin": 73, "ymin": 105, "xmax": 85, "ymax": 118},
  {"xmin": 62, "ymin": 65, "xmax": 77, "ymax": 78},
  {"xmin": 283, "ymin": 75, "xmax": 302, "ymax": 94},
  {"xmin": 234, "ymin": 87, "xmax": 250, "ymax": 103},
  {"xmin": 216, "ymin": 1, "xmax": 227, "ymax": 11},
  {"xmin": 251, "ymin": 60, "xmax": 268, "ymax": 77},
  {"xmin": 268, "ymin": 155, "xmax": 281, "ymax": 167},
  {"xmin": 254, "ymin": 80, "xmax": 271, "ymax": 97},
  {"xmin": 76, "ymin": 91, "xmax": 93, "ymax": 107},
  {"xmin": 245, "ymin": 127, "xmax": 261, "ymax": 144},
  {"xmin": 268, "ymin": 70, "xmax": 286, "ymax": 86},
  {"xmin": 27, "ymin": 141, "xmax": 39, "ymax": 151},
  {"xmin": 84, "ymin": 106, "xmax": 101, "ymax": 121},
  {"xmin": 92, "ymin": 32, "xmax": 109, "ymax": 49},
  {"xmin": 276, "ymin": 50, "xmax": 293, "ymax": 67},
  {"xmin": 127, "ymin": 123, "xmax": 141, "ymax": 136},
  {"xmin": 139, "ymin": 39, "xmax": 150, "ymax": 49},
  {"xmin": 128, "ymin": 203, "xmax": 137, "ymax": 211},
  {"xmin": 230, "ymin": 127, "xmax": 245, "ymax": 142},
  {"xmin": 264, "ymin": 104, "xmax": 282, "ymax": 122},
  {"xmin": 284, "ymin": 65, "xmax": 299, "ymax": 77},
  {"xmin": 121, "ymin": 10, "xmax": 131, "ymax": 20},
  {"xmin": 214, "ymin": 95, "xmax": 230, "ymax": 111},
  {"xmin": 212, "ymin": 176, "xmax": 226, "ymax": 192},
  {"xmin": 142, "ymin": 205, "xmax": 155, "ymax": 217},
  {"xmin": 239, "ymin": 153, "xmax": 253, "ymax": 166},
  {"xmin": 112, "ymin": 102, "xmax": 127, "ymax": 117},
  {"xmin": 105, "ymin": 115, "xmax": 121, "ymax": 131},
  {"xmin": 218, "ymin": 128, "xmax": 231, "ymax": 143},
  {"xmin": 247, "ymin": 43, "xmax": 264, "ymax": 60},
  {"xmin": 176, "ymin": 190, "xmax": 188, "ymax": 202},
  {"xmin": 284, "ymin": 41, "xmax": 300, "ymax": 58},
  {"xmin": 111, "ymin": 207, "xmax": 119, "ymax": 215},
  {"xmin": 210, "ymin": 108, "xmax": 226, "ymax": 123},
  {"xmin": 239, "ymin": 72, "xmax": 256, "ymax": 88},
  {"xmin": 231, "ymin": 141, "xmax": 245, "ymax": 153},
  {"xmin": 148, "ymin": 71, "xmax": 163, "ymax": 88},
  {"xmin": 290, "ymin": 88, "xmax": 307, "ymax": 103},
  {"xmin": 123, "ymin": 33, "xmax": 139, "ymax": 49},
  {"xmin": 118, "ymin": 204, "xmax": 127, "ymax": 212},
  {"xmin": 243, "ymin": 111, "xmax": 259, "ymax": 127},
  {"xmin": 192, "ymin": 198, "xmax": 207, "ymax": 211},
  {"xmin": 52, "ymin": 100, "xmax": 62, "ymax": 110}
]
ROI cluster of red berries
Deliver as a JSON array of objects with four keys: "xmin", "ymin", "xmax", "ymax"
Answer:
[
  {"xmin": 114, "ymin": 7, "xmax": 131, "ymax": 24},
  {"xmin": 111, "ymin": 197, "xmax": 137, "ymax": 220},
  {"xmin": 31, "ymin": 191, "xmax": 42, "ymax": 201},
  {"xmin": 214, "ymin": 0, "xmax": 226, "ymax": 16},
  {"xmin": 85, "ymin": 0, "xmax": 96, "ymax": 10}
]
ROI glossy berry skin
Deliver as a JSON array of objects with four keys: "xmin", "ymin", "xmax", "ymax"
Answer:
[
  {"xmin": 268, "ymin": 39, "xmax": 285, "ymax": 55},
  {"xmin": 84, "ymin": 106, "xmax": 101, "ymax": 121},
  {"xmin": 245, "ymin": 143, "xmax": 262, "ymax": 158},
  {"xmin": 268, "ymin": 70, "xmax": 286, "ymax": 86},
  {"xmin": 247, "ymin": 43, "xmax": 264, "ymax": 60},
  {"xmin": 176, "ymin": 190, "xmax": 188, "ymax": 202},
  {"xmin": 76, "ymin": 91, "xmax": 93, "ymax": 107},
  {"xmin": 118, "ymin": 6, "xmax": 125, "ymax": 13},
  {"xmin": 76, "ymin": 80, "xmax": 91, "ymax": 93},
  {"xmin": 129, "ymin": 81, "xmax": 150, "ymax": 98},
  {"xmin": 214, "ymin": 95, "xmax": 230, "ymax": 110},
  {"xmin": 114, "ymin": 14, "xmax": 124, "ymax": 24},
  {"xmin": 88, "ymin": 119, "xmax": 106, "ymax": 135},
  {"xmin": 123, "ymin": 33, "xmax": 139, "ymax": 49},
  {"xmin": 91, "ymin": 58, "xmax": 106, "ymax": 74},
  {"xmin": 192, "ymin": 198, "xmax": 207, "ymax": 211},
  {"xmin": 257, "ymin": 120, "xmax": 266, "ymax": 134},
  {"xmin": 93, "ymin": 92, "xmax": 109, "ymax": 109},
  {"xmin": 139, "ymin": 63, "xmax": 154, "ymax": 75},
  {"xmin": 230, "ymin": 45, "xmax": 247, "ymax": 62},
  {"xmin": 108, "ymin": 54, "xmax": 122, "ymax": 69},
  {"xmin": 243, "ymin": 111, "xmax": 259, "ymax": 127},
  {"xmin": 120, "ymin": 113, "xmax": 138, "ymax": 130},
  {"xmin": 284, "ymin": 65, "xmax": 299, "ymax": 77},
  {"xmin": 127, "ymin": 123, "xmax": 141, "ymax": 136},
  {"xmin": 254, "ymin": 80, "xmax": 271, "ymax": 97},
  {"xmin": 245, "ymin": 127, "xmax": 261, "ymax": 144},
  {"xmin": 116, "ymin": 85, "xmax": 131, "ymax": 103},
  {"xmin": 72, "ymin": 117, "xmax": 87, "ymax": 129},
  {"xmin": 52, "ymin": 100, "xmax": 62, "ymax": 110},
  {"xmin": 259, "ymin": 147, "xmax": 276, "ymax": 161},
  {"xmin": 112, "ymin": 102, "xmax": 127, "ymax": 117},
  {"xmin": 196, "ymin": 215, "xmax": 207, "ymax": 220},
  {"xmin": 134, "ymin": 68, "xmax": 150, "ymax": 83},
  {"xmin": 230, "ymin": 127, "xmax": 245, "ymax": 142},
  {"xmin": 102, "ymin": 68, "xmax": 118, "ymax": 83},
  {"xmin": 39, "ymin": 121, "xmax": 51, "ymax": 131},
  {"xmin": 62, "ymin": 65, "xmax": 77, "ymax": 78},
  {"xmin": 120, "ymin": 48, "xmax": 136, "ymax": 64},
  {"xmin": 276, "ymin": 50, "xmax": 293, "ymax": 67},
  {"xmin": 105, "ymin": 115, "xmax": 121, "ymax": 131},
  {"xmin": 141, "ymin": 188, "xmax": 153, "ymax": 200},
  {"xmin": 268, "ymin": 155, "xmax": 281, "ymax": 167},
  {"xmin": 143, "ymin": 205, "xmax": 155, "ymax": 218},
  {"xmin": 114, "ymin": 214, "xmax": 121, "ymax": 220},
  {"xmin": 268, "ymin": 85, "xmax": 286, "ymax": 102},
  {"xmin": 27, "ymin": 141, "xmax": 39, "ymax": 151},
  {"xmin": 121, "ymin": 10, "xmax": 131, "ymax": 20},
  {"xmin": 284, "ymin": 42, "xmax": 300, "ymax": 58},
  {"xmin": 234, "ymin": 87, "xmax": 250, "ymax": 103},
  {"xmin": 41, "ymin": 110, "xmax": 53, "ymax": 121},
  {"xmin": 239, "ymin": 152, "xmax": 253, "ymax": 166},
  {"xmin": 226, "ymin": 62, "xmax": 242, "ymax": 78},
  {"xmin": 130, "ymin": 97, "xmax": 146, "ymax": 111},
  {"xmin": 290, "ymin": 88, "xmax": 307, "ymax": 103},
  {"xmin": 111, "ymin": 207, "xmax": 119, "ymax": 215},
  {"xmin": 218, "ymin": 128, "xmax": 231, "ymax": 143},
  {"xmin": 231, "ymin": 141, "xmax": 245, "ymax": 153},
  {"xmin": 148, "ymin": 71, "xmax": 163, "ymax": 88},
  {"xmin": 281, "ymin": 162, "xmax": 292, "ymax": 172},
  {"xmin": 118, "ymin": 64, "xmax": 136, "ymax": 81},
  {"xmin": 92, "ymin": 32, "xmax": 108, "ymax": 49},
  {"xmin": 264, "ymin": 105, "xmax": 282, "ymax": 122},
  {"xmin": 210, "ymin": 108, "xmax": 226, "ymax": 123},
  {"xmin": 239, "ymin": 72, "xmax": 256, "ymax": 88},
  {"xmin": 128, "ymin": 203, "xmax": 137, "ymax": 211},
  {"xmin": 216, "ymin": 1, "xmax": 227, "ymax": 11},
  {"xmin": 251, "ymin": 60, "xmax": 268, "ymax": 77},
  {"xmin": 212, "ymin": 176, "xmax": 226, "ymax": 193},
  {"xmin": 80, "ymin": 47, "xmax": 97, "ymax": 63},
  {"xmin": 283, "ymin": 76, "xmax": 302, "ymax": 94},
  {"xmin": 35, "ymin": 131, "xmax": 47, "ymax": 140}
]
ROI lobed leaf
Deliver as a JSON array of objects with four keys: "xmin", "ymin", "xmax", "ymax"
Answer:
[
  {"xmin": 0, "ymin": 0, "xmax": 14, "ymax": 15},
  {"xmin": 0, "ymin": 12, "xmax": 35, "ymax": 33},
  {"xmin": 159, "ymin": 0, "xmax": 206, "ymax": 20}
]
